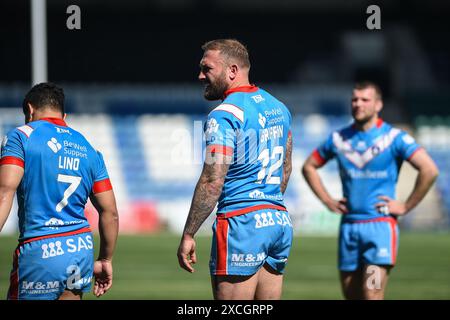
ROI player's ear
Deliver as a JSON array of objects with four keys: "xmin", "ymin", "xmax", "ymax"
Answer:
[
  {"xmin": 228, "ymin": 64, "xmax": 238, "ymax": 81},
  {"xmin": 27, "ymin": 103, "xmax": 34, "ymax": 122},
  {"xmin": 375, "ymin": 99, "xmax": 383, "ymax": 113}
]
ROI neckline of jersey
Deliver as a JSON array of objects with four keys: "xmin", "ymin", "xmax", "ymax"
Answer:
[
  {"xmin": 39, "ymin": 117, "xmax": 68, "ymax": 127},
  {"xmin": 223, "ymin": 85, "xmax": 258, "ymax": 99}
]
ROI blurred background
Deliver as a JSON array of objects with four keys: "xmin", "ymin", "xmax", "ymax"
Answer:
[{"xmin": 0, "ymin": 0, "xmax": 449, "ymax": 299}]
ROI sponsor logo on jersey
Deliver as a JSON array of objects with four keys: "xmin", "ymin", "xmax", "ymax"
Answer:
[
  {"xmin": 47, "ymin": 138, "xmax": 62, "ymax": 153},
  {"xmin": 205, "ymin": 118, "xmax": 219, "ymax": 135},
  {"xmin": 371, "ymin": 145, "xmax": 381, "ymax": 156},
  {"xmin": 345, "ymin": 169, "xmax": 388, "ymax": 179},
  {"xmin": 249, "ymin": 190, "xmax": 265, "ymax": 199},
  {"xmin": 356, "ymin": 141, "xmax": 367, "ymax": 151},
  {"xmin": 56, "ymin": 127, "xmax": 71, "ymax": 135},
  {"xmin": 45, "ymin": 218, "xmax": 64, "ymax": 229},
  {"xmin": 63, "ymin": 140, "xmax": 88, "ymax": 159},
  {"xmin": 258, "ymin": 113, "xmax": 266, "ymax": 128},
  {"xmin": 251, "ymin": 94, "xmax": 265, "ymax": 103},
  {"xmin": 249, "ymin": 190, "xmax": 283, "ymax": 201},
  {"xmin": 44, "ymin": 218, "xmax": 85, "ymax": 230},
  {"xmin": 264, "ymin": 108, "xmax": 283, "ymax": 118}
]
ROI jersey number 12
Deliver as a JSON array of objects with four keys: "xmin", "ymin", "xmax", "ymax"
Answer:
[{"xmin": 256, "ymin": 146, "xmax": 284, "ymax": 185}]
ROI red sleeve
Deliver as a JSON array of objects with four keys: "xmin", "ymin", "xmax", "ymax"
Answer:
[
  {"xmin": 312, "ymin": 149, "xmax": 327, "ymax": 166},
  {"xmin": 0, "ymin": 156, "xmax": 24, "ymax": 168},
  {"xmin": 208, "ymin": 144, "xmax": 234, "ymax": 156},
  {"xmin": 93, "ymin": 178, "xmax": 112, "ymax": 194}
]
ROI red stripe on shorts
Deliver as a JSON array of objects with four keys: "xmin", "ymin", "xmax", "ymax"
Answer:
[
  {"xmin": 388, "ymin": 219, "xmax": 397, "ymax": 264},
  {"xmin": 215, "ymin": 219, "xmax": 229, "ymax": 275}
]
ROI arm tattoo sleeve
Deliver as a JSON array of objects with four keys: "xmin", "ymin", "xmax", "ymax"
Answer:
[
  {"xmin": 183, "ymin": 156, "xmax": 230, "ymax": 236},
  {"xmin": 281, "ymin": 133, "xmax": 293, "ymax": 194}
]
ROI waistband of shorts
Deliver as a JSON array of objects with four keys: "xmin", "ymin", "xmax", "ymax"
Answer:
[
  {"xmin": 343, "ymin": 216, "xmax": 398, "ymax": 224},
  {"xmin": 217, "ymin": 204, "xmax": 287, "ymax": 219},
  {"xmin": 20, "ymin": 227, "xmax": 92, "ymax": 245}
]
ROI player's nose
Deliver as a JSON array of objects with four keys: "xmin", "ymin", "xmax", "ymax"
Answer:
[
  {"xmin": 352, "ymin": 99, "xmax": 362, "ymax": 108},
  {"xmin": 198, "ymin": 72, "xmax": 206, "ymax": 82}
]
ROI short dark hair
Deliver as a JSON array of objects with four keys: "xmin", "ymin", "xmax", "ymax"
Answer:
[
  {"xmin": 202, "ymin": 39, "xmax": 251, "ymax": 69},
  {"xmin": 22, "ymin": 82, "xmax": 65, "ymax": 116},
  {"xmin": 354, "ymin": 81, "xmax": 383, "ymax": 100}
]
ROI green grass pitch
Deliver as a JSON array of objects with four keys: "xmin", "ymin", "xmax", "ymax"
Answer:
[{"xmin": 1, "ymin": 232, "xmax": 449, "ymax": 299}]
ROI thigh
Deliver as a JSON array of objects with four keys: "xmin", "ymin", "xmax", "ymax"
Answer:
[
  {"xmin": 340, "ymin": 269, "xmax": 363, "ymax": 300},
  {"xmin": 361, "ymin": 264, "xmax": 391, "ymax": 300},
  {"xmin": 211, "ymin": 273, "xmax": 258, "ymax": 300},
  {"xmin": 9, "ymin": 232, "xmax": 94, "ymax": 300},
  {"xmin": 254, "ymin": 263, "xmax": 284, "ymax": 300},
  {"xmin": 212, "ymin": 264, "xmax": 284, "ymax": 300}
]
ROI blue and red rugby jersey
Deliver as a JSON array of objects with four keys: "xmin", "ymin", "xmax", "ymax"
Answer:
[
  {"xmin": 204, "ymin": 85, "xmax": 292, "ymax": 217},
  {"xmin": 0, "ymin": 118, "xmax": 112, "ymax": 241},
  {"xmin": 312, "ymin": 119, "xmax": 422, "ymax": 222}
]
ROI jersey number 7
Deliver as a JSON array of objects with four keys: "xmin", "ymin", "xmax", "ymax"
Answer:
[{"xmin": 56, "ymin": 174, "xmax": 82, "ymax": 212}]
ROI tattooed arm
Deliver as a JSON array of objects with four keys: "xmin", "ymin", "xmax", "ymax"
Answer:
[
  {"xmin": 184, "ymin": 154, "xmax": 230, "ymax": 236},
  {"xmin": 280, "ymin": 132, "xmax": 292, "ymax": 194},
  {"xmin": 177, "ymin": 151, "xmax": 231, "ymax": 273}
]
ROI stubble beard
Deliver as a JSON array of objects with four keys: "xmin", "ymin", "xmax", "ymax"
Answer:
[{"xmin": 203, "ymin": 72, "xmax": 229, "ymax": 101}]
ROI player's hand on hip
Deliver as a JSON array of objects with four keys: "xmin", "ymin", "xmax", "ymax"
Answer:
[
  {"xmin": 325, "ymin": 198, "xmax": 349, "ymax": 214},
  {"xmin": 376, "ymin": 196, "xmax": 407, "ymax": 216},
  {"xmin": 93, "ymin": 259, "xmax": 113, "ymax": 297},
  {"xmin": 177, "ymin": 234, "xmax": 197, "ymax": 273}
]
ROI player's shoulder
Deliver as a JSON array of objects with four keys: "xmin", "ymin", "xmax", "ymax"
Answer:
[
  {"xmin": 2, "ymin": 121, "xmax": 55, "ymax": 149},
  {"xmin": 381, "ymin": 122, "xmax": 418, "ymax": 147},
  {"xmin": 259, "ymin": 87, "xmax": 291, "ymax": 115},
  {"xmin": 7, "ymin": 123, "xmax": 39, "ymax": 140},
  {"xmin": 66, "ymin": 127, "xmax": 98, "ymax": 152},
  {"xmin": 331, "ymin": 123, "xmax": 355, "ymax": 140},
  {"xmin": 379, "ymin": 120, "xmax": 409, "ymax": 139},
  {"xmin": 13, "ymin": 119, "xmax": 66, "ymax": 138},
  {"xmin": 209, "ymin": 101, "xmax": 245, "ymax": 123}
]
